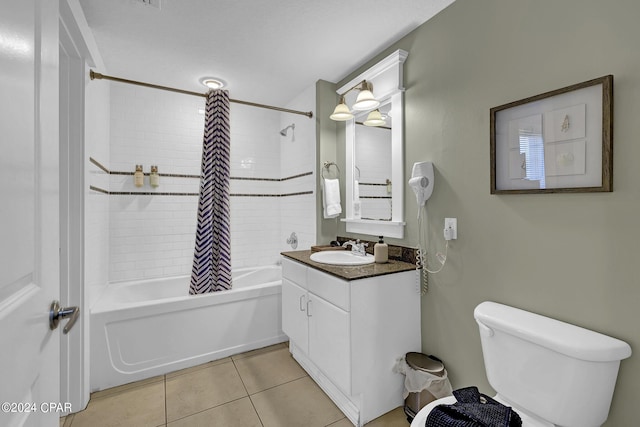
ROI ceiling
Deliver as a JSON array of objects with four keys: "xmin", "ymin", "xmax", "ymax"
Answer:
[{"xmin": 79, "ymin": 0, "xmax": 455, "ymax": 107}]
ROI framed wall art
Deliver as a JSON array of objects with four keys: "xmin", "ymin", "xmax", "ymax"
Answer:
[{"xmin": 490, "ymin": 75, "xmax": 613, "ymax": 194}]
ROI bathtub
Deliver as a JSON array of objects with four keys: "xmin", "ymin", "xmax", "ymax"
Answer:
[{"xmin": 90, "ymin": 265, "xmax": 286, "ymax": 391}]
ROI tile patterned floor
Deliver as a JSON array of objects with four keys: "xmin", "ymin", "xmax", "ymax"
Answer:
[{"xmin": 60, "ymin": 343, "xmax": 409, "ymax": 427}]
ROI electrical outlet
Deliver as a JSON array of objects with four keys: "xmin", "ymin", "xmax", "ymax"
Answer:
[{"xmin": 444, "ymin": 218, "xmax": 457, "ymax": 240}]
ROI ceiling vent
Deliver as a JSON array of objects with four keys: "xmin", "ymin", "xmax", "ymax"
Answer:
[{"xmin": 134, "ymin": 0, "xmax": 161, "ymax": 9}]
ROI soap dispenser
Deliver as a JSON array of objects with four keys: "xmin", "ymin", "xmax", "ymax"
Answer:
[{"xmin": 374, "ymin": 236, "xmax": 388, "ymax": 264}]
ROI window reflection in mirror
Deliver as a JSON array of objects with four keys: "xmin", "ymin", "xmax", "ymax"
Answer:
[{"xmin": 354, "ymin": 101, "xmax": 392, "ymax": 221}]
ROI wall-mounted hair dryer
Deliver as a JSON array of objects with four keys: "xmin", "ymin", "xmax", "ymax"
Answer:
[{"xmin": 409, "ymin": 162, "xmax": 434, "ymax": 207}]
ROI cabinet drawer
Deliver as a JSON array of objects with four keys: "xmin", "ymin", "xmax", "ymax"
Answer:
[
  {"xmin": 307, "ymin": 268, "xmax": 350, "ymax": 311},
  {"xmin": 282, "ymin": 258, "xmax": 307, "ymax": 288}
]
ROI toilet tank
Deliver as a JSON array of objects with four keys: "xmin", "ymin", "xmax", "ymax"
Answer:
[{"xmin": 474, "ymin": 302, "xmax": 631, "ymax": 427}]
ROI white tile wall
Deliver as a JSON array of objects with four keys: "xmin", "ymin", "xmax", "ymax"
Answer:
[
  {"xmin": 109, "ymin": 85, "xmax": 204, "ymax": 176},
  {"xmin": 280, "ymin": 84, "xmax": 317, "ymax": 253},
  {"xmin": 108, "ymin": 194, "xmax": 197, "ymax": 282},
  {"xmin": 108, "ymin": 85, "xmax": 201, "ymax": 282},
  {"xmin": 231, "ymin": 104, "xmax": 281, "ymax": 179},
  {"xmin": 105, "ymin": 83, "xmax": 316, "ymax": 283}
]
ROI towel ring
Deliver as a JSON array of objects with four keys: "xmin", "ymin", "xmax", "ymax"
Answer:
[{"xmin": 322, "ymin": 161, "xmax": 340, "ymax": 179}]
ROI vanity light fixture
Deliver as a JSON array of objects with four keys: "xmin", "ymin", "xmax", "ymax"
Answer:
[
  {"xmin": 363, "ymin": 109, "xmax": 386, "ymax": 127},
  {"xmin": 199, "ymin": 77, "xmax": 226, "ymax": 90},
  {"xmin": 329, "ymin": 80, "xmax": 380, "ymax": 122},
  {"xmin": 353, "ymin": 81, "xmax": 379, "ymax": 111},
  {"xmin": 329, "ymin": 96, "xmax": 354, "ymax": 121}
]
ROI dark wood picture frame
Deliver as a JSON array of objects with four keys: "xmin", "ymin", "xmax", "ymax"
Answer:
[{"xmin": 490, "ymin": 75, "xmax": 613, "ymax": 194}]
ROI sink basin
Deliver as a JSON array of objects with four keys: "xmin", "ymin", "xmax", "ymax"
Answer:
[{"xmin": 309, "ymin": 251, "xmax": 375, "ymax": 266}]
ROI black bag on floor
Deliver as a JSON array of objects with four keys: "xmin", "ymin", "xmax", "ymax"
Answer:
[{"xmin": 425, "ymin": 386, "xmax": 522, "ymax": 427}]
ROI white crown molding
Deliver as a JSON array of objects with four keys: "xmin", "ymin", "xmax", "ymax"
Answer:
[{"xmin": 337, "ymin": 49, "xmax": 408, "ymax": 95}]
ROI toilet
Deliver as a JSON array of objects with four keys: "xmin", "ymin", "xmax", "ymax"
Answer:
[{"xmin": 411, "ymin": 301, "xmax": 632, "ymax": 427}]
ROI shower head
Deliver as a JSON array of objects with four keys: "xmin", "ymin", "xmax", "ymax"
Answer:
[
  {"xmin": 280, "ymin": 123, "xmax": 295, "ymax": 136},
  {"xmin": 280, "ymin": 123, "xmax": 296, "ymax": 141}
]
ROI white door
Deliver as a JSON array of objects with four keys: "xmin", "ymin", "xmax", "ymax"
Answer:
[{"xmin": 0, "ymin": 1, "xmax": 61, "ymax": 426}]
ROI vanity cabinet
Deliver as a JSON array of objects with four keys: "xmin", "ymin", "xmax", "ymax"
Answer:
[{"xmin": 281, "ymin": 257, "xmax": 420, "ymax": 427}]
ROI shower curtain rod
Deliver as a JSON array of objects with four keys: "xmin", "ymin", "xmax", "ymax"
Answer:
[{"xmin": 89, "ymin": 70, "xmax": 313, "ymax": 118}]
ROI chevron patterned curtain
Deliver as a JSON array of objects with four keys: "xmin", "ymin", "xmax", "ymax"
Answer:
[{"xmin": 190, "ymin": 90, "xmax": 232, "ymax": 294}]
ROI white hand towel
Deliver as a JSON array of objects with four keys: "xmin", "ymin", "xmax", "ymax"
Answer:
[{"xmin": 323, "ymin": 178, "xmax": 342, "ymax": 219}]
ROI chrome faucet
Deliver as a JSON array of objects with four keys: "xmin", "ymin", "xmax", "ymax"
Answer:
[{"xmin": 342, "ymin": 239, "xmax": 368, "ymax": 256}]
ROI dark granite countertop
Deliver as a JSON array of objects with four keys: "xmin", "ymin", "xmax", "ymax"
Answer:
[{"xmin": 281, "ymin": 250, "xmax": 416, "ymax": 281}]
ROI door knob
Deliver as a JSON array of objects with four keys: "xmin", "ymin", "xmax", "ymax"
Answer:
[{"xmin": 49, "ymin": 301, "xmax": 80, "ymax": 334}]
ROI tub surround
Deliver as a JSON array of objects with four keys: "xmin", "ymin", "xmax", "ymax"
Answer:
[
  {"xmin": 281, "ymin": 249, "xmax": 415, "ymax": 281},
  {"xmin": 103, "ymin": 83, "xmax": 316, "ymax": 282}
]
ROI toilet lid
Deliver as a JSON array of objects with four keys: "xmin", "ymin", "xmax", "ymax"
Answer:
[{"xmin": 410, "ymin": 395, "xmax": 553, "ymax": 427}]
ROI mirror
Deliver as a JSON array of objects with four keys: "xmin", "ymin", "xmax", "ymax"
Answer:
[
  {"xmin": 340, "ymin": 50, "xmax": 407, "ymax": 238},
  {"xmin": 354, "ymin": 101, "xmax": 393, "ymax": 221}
]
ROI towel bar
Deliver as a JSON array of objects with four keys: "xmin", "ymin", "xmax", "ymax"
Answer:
[{"xmin": 322, "ymin": 162, "xmax": 340, "ymax": 179}]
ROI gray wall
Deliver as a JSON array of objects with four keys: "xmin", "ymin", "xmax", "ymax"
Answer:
[
  {"xmin": 319, "ymin": 1, "xmax": 640, "ymax": 424},
  {"xmin": 316, "ymin": 79, "xmax": 339, "ymax": 244}
]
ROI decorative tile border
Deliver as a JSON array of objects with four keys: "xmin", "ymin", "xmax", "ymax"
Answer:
[
  {"xmin": 89, "ymin": 186, "xmax": 313, "ymax": 197},
  {"xmin": 89, "ymin": 157, "xmax": 314, "ymax": 197},
  {"xmin": 89, "ymin": 186, "xmax": 198, "ymax": 196},
  {"xmin": 358, "ymin": 182, "xmax": 391, "ymax": 198},
  {"xmin": 110, "ymin": 171, "xmax": 200, "ymax": 179},
  {"xmin": 90, "ymin": 158, "xmax": 312, "ymax": 182},
  {"xmin": 90, "ymin": 158, "xmax": 110, "ymax": 174},
  {"xmin": 89, "ymin": 185, "xmax": 109, "ymax": 195},
  {"xmin": 280, "ymin": 172, "xmax": 314, "ymax": 181},
  {"xmin": 231, "ymin": 191, "xmax": 313, "ymax": 198}
]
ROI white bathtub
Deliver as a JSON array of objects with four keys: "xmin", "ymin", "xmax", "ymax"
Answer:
[{"xmin": 90, "ymin": 265, "xmax": 286, "ymax": 391}]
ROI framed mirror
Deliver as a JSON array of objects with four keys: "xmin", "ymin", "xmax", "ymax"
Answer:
[{"xmin": 340, "ymin": 50, "xmax": 407, "ymax": 238}]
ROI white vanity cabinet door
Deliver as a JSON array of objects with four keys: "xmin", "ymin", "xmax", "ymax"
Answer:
[
  {"xmin": 282, "ymin": 278, "xmax": 309, "ymax": 353},
  {"xmin": 308, "ymin": 294, "xmax": 351, "ymax": 395}
]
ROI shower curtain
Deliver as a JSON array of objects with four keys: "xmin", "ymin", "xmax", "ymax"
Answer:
[{"xmin": 190, "ymin": 90, "xmax": 232, "ymax": 294}]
